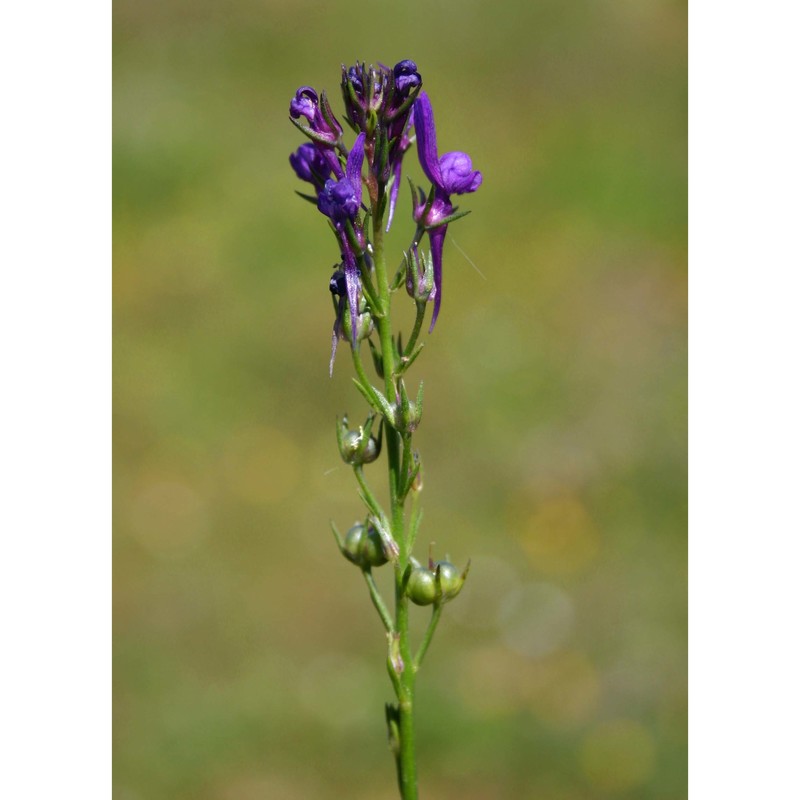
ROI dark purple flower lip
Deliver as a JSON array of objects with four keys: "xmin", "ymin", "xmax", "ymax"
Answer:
[
  {"xmin": 393, "ymin": 60, "xmax": 421, "ymax": 96},
  {"xmin": 290, "ymin": 87, "xmax": 318, "ymax": 121}
]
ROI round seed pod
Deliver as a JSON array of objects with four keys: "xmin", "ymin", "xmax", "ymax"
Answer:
[
  {"xmin": 341, "ymin": 523, "xmax": 388, "ymax": 568},
  {"xmin": 433, "ymin": 560, "xmax": 465, "ymax": 600},
  {"xmin": 339, "ymin": 430, "xmax": 380, "ymax": 466},
  {"xmin": 406, "ymin": 566, "xmax": 437, "ymax": 606}
]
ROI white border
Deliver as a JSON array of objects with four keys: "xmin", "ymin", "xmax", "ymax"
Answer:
[
  {"xmin": 1, "ymin": 1, "xmax": 111, "ymax": 797},
  {"xmin": 690, "ymin": 1, "xmax": 800, "ymax": 796}
]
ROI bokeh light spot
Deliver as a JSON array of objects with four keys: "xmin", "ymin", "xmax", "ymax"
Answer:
[{"xmin": 498, "ymin": 582, "xmax": 574, "ymax": 658}]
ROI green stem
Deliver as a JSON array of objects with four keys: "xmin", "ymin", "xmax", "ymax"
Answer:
[
  {"xmin": 363, "ymin": 568, "xmax": 394, "ymax": 633},
  {"xmin": 414, "ymin": 603, "xmax": 443, "ymax": 671},
  {"xmin": 374, "ymin": 209, "xmax": 418, "ymax": 800},
  {"xmin": 353, "ymin": 466, "xmax": 387, "ymax": 531},
  {"xmin": 404, "ymin": 302, "xmax": 427, "ymax": 359},
  {"xmin": 408, "ymin": 490, "xmax": 422, "ymax": 554},
  {"xmin": 351, "ymin": 345, "xmax": 384, "ymax": 416}
]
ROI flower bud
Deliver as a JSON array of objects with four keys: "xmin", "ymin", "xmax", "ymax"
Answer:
[
  {"xmin": 392, "ymin": 60, "xmax": 422, "ymax": 98},
  {"xmin": 406, "ymin": 566, "xmax": 437, "ymax": 606},
  {"xmin": 341, "ymin": 522, "xmax": 389, "ymax": 568}
]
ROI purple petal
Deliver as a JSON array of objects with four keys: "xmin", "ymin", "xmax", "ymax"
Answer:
[
  {"xmin": 289, "ymin": 142, "xmax": 331, "ymax": 184},
  {"xmin": 346, "ymin": 133, "xmax": 366, "ymax": 209},
  {"xmin": 320, "ymin": 146, "xmax": 344, "ymax": 180},
  {"xmin": 385, "ymin": 158, "xmax": 403, "ymax": 232},
  {"xmin": 317, "ymin": 178, "xmax": 360, "ymax": 221},
  {"xmin": 413, "ymin": 91, "xmax": 443, "ymax": 188},
  {"xmin": 427, "ymin": 225, "xmax": 447, "ymax": 332},
  {"xmin": 439, "ymin": 151, "xmax": 482, "ymax": 195},
  {"xmin": 343, "ymin": 250, "xmax": 361, "ymax": 346}
]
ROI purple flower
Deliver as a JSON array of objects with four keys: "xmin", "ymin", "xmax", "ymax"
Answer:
[
  {"xmin": 317, "ymin": 133, "xmax": 365, "ymax": 222},
  {"xmin": 439, "ymin": 151, "xmax": 483, "ymax": 194},
  {"xmin": 290, "ymin": 87, "xmax": 343, "ymax": 140},
  {"xmin": 289, "ymin": 86, "xmax": 344, "ymax": 178},
  {"xmin": 392, "ymin": 60, "xmax": 421, "ymax": 98},
  {"xmin": 414, "ymin": 91, "xmax": 482, "ymax": 197},
  {"xmin": 317, "ymin": 134, "xmax": 366, "ymax": 344},
  {"xmin": 289, "ymin": 142, "xmax": 332, "ymax": 188},
  {"xmin": 413, "ymin": 90, "xmax": 482, "ymax": 331},
  {"xmin": 289, "ymin": 86, "xmax": 318, "ymax": 122},
  {"xmin": 318, "ymin": 179, "xmax": 361, "ymax": 221}
]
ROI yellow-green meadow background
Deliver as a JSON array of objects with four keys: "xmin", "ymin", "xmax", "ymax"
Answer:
[{"xmin": 114, "ymin": 1, "xmax": 687, "ymax": 797}]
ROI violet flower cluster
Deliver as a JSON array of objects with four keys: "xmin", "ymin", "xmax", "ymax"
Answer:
[
  {"xmin": 287, "ymin": 60, "xmax": 481, "ymax": 800},
  {"xmin": 289, "ymin": 60, "xmax": 481, "ymax": 367}
]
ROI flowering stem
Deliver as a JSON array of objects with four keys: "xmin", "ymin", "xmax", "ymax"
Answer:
[
  {"xmin": 291, "ymin": 62, "xmax": 481, "ymax": 800},
  {"xmin": 373, "ymin": 212, "xmax": 418, "ymax": 800}
]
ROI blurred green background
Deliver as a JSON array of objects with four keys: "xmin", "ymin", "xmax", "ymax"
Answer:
[{"xmin": 114, "ymin": 0, "xmax": 686, "ymax": 797}]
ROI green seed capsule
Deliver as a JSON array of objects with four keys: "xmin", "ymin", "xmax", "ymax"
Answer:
[
  {"xmin": 342, "ymin": 524, "xmax": 367, "ymax": 566},
  {"xmin": 337, "ymin": 416, "xmax": 381, "ymax": 466},
  {"xmin": 433, "ymin": 560, "xmax": 465, "ymax": 600},
  {"xmin": 406, "ymin": 566, "xmax": 437, "ymax": 605},
  {"xmin": 341, "ymin": 523, "xmax": 388, "ymax": 568},
  {"xmin": 360, "ymin": 524, "xmax": 388, "ymax": 567}
]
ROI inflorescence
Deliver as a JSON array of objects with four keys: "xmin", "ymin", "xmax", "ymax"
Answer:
[{"xmin": 289, "ymin": 60, "xmax": 482, "ymax": 372}]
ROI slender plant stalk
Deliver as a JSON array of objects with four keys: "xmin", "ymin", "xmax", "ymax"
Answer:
[
  {"xmin": 414, "ymin": 604, "xmax": 443, "ymax": 671},
  {"xmin": 288, "ymin": 60, "xmax": 480, "ymax": 800},
  {"xmin": 404, "ymin": 301, "xmax": 427, "ymax": 359},
  {"xmin": 371, "ymin": 215, "xmax": 419, "ymax": 798}
]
